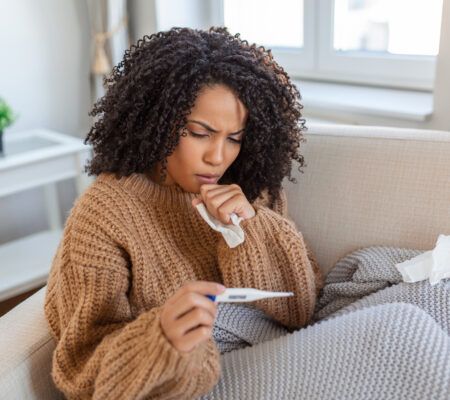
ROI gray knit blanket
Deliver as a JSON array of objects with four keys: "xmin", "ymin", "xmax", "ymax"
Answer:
[{"xmin": 200, "ymin": 246, "xmax": 450, "ymax": 400}]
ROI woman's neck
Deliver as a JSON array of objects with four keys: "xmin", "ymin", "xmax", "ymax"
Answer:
[{"xmin": 146, "ymin": 164, "xmax": 175, "ymax": 187}]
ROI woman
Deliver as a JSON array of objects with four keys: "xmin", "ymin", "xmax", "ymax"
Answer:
[{"xmin": 44, "ymin": 26, "xmax": 324, "ymax": 399}]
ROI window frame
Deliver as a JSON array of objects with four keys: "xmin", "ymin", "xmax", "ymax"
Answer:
[{"xmin": 214, "ymin": 0, "xmax": 441, "ymax": 91}]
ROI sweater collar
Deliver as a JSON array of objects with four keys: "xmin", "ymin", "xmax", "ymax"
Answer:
[{"xmin": 98, "ymin": 173, "xmax": 198, "ymax": 210}]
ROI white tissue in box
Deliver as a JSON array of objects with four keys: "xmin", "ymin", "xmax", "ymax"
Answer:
[{"xmin": 395, "ymin": 234, "xmax": 450, "ymax": 285}]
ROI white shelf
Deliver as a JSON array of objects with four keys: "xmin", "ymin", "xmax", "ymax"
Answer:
[
  {"xmin": 0, "ymin": 129, "xmax": 94, "ymax": 302},
  {"xmin": 0, "ymin": 128, "xmax": 92, "ymax": 197},
  {"xmin": 0, "ymin": 230, "xmax": 62, "ymax": 302}
]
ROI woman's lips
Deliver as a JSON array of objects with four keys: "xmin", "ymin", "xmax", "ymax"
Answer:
[{"xmin": 195, "ymin": 175, "xmax": 219, "ymax": 184}]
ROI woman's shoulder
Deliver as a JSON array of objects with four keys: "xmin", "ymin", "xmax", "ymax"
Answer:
[
  {"xmin": 68, "ymin": 173, "xmax": 135, "ymax": 222},
  {"xmin": 75, "ymin": 172, "xmax": 136, "ymax": 205},
  {"xmin": 71, "ymin": 172, "xmax": 110, "ymax": 204},
  {"xmin": 253, "ymin": 187, "xmax": 287, "ymax": 212},
  {"xmin": 60, "ymin": 173, "xmax": 138, "ymax": 246}
]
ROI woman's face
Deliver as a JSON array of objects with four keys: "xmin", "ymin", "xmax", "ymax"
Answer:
[{"xmin": 150, "ymin": 84, "xmax": 248, "ymax": 194}]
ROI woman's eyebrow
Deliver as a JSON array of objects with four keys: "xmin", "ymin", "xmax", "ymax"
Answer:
[{"xmin": 187, "ymin": 119, "xmax": 245, "ymax": 135}]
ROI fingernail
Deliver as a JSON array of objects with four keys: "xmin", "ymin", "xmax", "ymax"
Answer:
[{"xmin": 217, "ymin": 284, "xmax": 226, "ymax": 291}]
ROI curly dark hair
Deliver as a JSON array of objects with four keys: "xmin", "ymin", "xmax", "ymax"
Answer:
[{"xmin": 85, "ymin": 26, "xmax": 307, "ymax": 209}]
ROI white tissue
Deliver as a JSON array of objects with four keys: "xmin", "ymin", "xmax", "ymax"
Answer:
[
  {"xmin": 395, "ymin": 234, "xmax": 450, "ymax": 285},
  {"xmin": 195, "ymin": 203, "xmax": 245, "ymax": 248},
  {"xmin": 430, "ymin": 235, "xmax": 450, "ymax": 285},
  {"xmin": 395, "ymin": 250, "xmax": 433, "ymax": 283}
]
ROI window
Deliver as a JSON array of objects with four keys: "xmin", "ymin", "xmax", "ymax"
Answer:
[
  {"xmin": 222, "ymin": 0, "xmax": 304, "ymax": 48},
  {"xmin": 333, "ymin": 0, "xmax": 441, "ymax": 56},
  {"xmin": 216, "ymin": 0, "xmax": 444, "ymax": 90}
]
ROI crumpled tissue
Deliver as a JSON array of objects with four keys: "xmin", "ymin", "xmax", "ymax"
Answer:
[
  {"xmin": 195, "ymin": 203, "xmax": 245, "ymax": 248},
  {"xmin": 395, "ymin": 234, "xmax": 450, "ymax": 285}
]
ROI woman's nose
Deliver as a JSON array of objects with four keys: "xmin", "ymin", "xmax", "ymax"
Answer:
[{"xmin": 204, "ymin": 140, "xmax": 225, "ymax": 165}]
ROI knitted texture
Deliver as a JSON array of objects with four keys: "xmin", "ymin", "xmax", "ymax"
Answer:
[
  {"xmin": 43, "ymin": 172, "xmax": 323, "ymax": 400},
  {"xmin": 200, "ymin": 246, "xmax": 450, "ymax": 399},
  {"xmin": 212, "ymin": 303, "xmax": 289, "ymax": 354}
]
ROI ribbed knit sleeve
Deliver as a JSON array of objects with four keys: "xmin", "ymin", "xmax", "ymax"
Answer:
[
  {"xmin": 44, "ymin": 195, "xmax": 220, "ymax": 399},
  {"xmin": 216, "ymin": 189, "xmax": 324, "ymax": 330}
]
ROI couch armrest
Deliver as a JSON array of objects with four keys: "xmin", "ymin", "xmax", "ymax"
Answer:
[{"xmin": 0, "ymin": 285, "xmax": 64, "ymax": 399}]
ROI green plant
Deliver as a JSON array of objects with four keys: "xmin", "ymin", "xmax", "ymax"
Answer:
[{"xmin": 0, "ymin": 98, "xmax": 16, "ymax": 131}]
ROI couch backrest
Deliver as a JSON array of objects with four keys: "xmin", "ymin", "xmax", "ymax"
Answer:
[{"xmin": 284, "ymin": 123, "xmax": 450, "ymax": 275}]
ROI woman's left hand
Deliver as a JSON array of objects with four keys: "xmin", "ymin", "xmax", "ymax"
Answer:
[{"xmin": 192, "ymin": 183, "xmax": 256, "ymax": 225}]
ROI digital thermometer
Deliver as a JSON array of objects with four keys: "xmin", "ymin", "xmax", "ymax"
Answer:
[{"xmin": 206, "ymin": 288, "xmax": 294, "ymax": 302}]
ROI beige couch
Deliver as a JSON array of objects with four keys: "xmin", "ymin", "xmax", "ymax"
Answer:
[{"xmin": 1, "ymin": 123, "xmax": 450, "ymax": 399}]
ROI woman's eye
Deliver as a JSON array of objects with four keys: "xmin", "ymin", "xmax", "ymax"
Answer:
[
  {"xmin": 189, "ymin": 130, "xmax": 242, "ymax": 144},
  {"xmin": 189, "ymin": 131, "xmax": 208, "ymax": 138}
]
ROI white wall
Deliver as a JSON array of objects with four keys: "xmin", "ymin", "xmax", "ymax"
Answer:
[
  {"xmin": 1, "ymin": 1, "xmax": 91, "ymax": 136},
  {"xmin": 0, "ymin": 0, "xmax": 92, "ymax": 243},
  {"xmin": 156, "ymin": 0, "xmax": 213, "ymax": 31},
  {"xmin": 127, "ymin": 0, "xmax": 213, "ymax": 42},
  {"xmin": 128, "ymin": 0, "xmax": 158, "ymax": 42}
]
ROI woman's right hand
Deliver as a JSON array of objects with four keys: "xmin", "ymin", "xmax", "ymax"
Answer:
[{"xmin": 160, "ymin": 281, "xmax": 226, "ymax": 353}]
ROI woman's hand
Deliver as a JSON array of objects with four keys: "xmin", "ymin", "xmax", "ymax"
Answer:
[
  {"xmin": 192, "ymin": 183, "xmax": 256, "ymax": 225},
  {"xmin": 160, "ymin": 281, "xmax": 226, "ymax": 353}
]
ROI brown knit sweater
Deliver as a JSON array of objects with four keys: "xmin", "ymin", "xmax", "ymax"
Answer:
[{"xmin": 44, "ymin": 172, "xmax": 324, "ymax": 399}]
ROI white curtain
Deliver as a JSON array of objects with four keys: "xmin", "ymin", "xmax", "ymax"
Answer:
[{"xmin": 86, "ymin": 0, "xmax": 131, "ymax": 105}]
